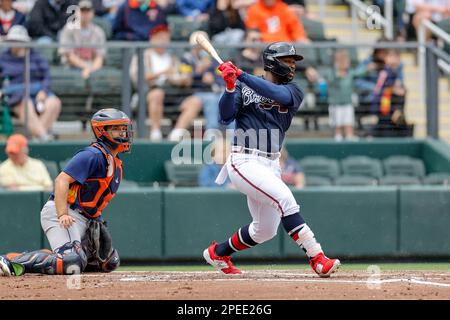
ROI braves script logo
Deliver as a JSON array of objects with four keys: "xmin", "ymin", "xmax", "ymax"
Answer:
[{"xmin": 242, "ymin": 86, "xmax": 288, "ymax": 113}]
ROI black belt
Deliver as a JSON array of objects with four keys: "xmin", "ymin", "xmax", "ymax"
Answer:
[{"xmin": 231, "ymin": 146, "xmax": 280, "ymax": 160}]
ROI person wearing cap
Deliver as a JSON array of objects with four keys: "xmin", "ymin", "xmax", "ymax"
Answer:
[
  {"xmin": 0, "ymin": 0, "xmax": 26, "ymax": 36},
  {"xmin": 0, "ymin": 25, "xmax": 61, "ymax": 141},
  {"xmin": 59, "ymin": 0, "xmax": 107, "ymax": 79},
  {"xmin": 25, "ymin": 0, "xmax": 78, "ymax": 41},
  {"xmin": 112, "ymin": 0, "xmax": 167, "ymax": 41},
  {"xmin": 129, "ymin": 24, "xmax": 191, "ymax": 141},
  {"xmin": 0, "ymin": 134, "xmax": 53, "ymax": 191}
]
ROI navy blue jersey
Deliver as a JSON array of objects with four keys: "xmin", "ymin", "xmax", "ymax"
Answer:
[
  {"xmin": 219, "ymin": 73, "xmax": 304, "ymax": 153},
  {"xmin": 51, "ymin": 143, "xmax": 122, "ymax": 213}
]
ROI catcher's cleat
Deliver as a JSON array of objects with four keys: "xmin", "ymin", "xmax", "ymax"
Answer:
[
  {"xmin": 310, "ymin": 252, "xmax": 341, "ymax": 278},
  {"xmin": 203, "ymin": 241, "xmax": 242, "ymax": 275},
  {"xmin": 0, "ymin": 256, "xmax": 25, "ymax": 277}
]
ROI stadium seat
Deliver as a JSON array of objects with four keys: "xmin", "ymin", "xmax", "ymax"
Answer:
[
  {"xmin": 50, "ymin": 66, "xmax": 88, "ymax": 95},
  {"xmin": 92, "ymin": 16, "xmax": 112, "ymax": 40},
  {"xmin": 300, "ymin": 17, "xmax": 327, "ymax": 41},
  {"xmin": 304, "ymin": 175, "xmax": 333, "ymax": 187},
  {"xmin": 164, "ymin": 161, "xmax": 203, "ymax": 187},
  {"xmin": 299, "ymin": 156, "xmax": 340, "ymax": 180},
  {"xmin": 43, "ymin": 160, "xmax": 60, "ymax": 181},
  {"xmin": 103, "ymin": 46, "xmax": 125, "ymax": 69},
  {"xmin": 341, "ymin": 156, "xmax": 383, "ymax": 178},
  {"xmin": 167, "ymin": 15, "xmax": 207, "ymax": 41},
  {"xmin": 383, "ymin": 156, "xmax": 426, "ymax": 178},
  {"xmin": 379, "ymin": 175, "xmax": 422, "ymax": 186},
  {"xmin": 335, "ymin": 175, "xmax": 378, "ymax": 186},
  {"xmin": 88, "ymin": 67, "xmax": 122, "ymax": 95},
  {"xmin": 422, "ymin": 172, "xmax": 450, "ymax": 185}
]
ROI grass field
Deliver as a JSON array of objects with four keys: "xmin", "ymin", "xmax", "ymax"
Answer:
[{"xmin": 118, "ymin": 262, "xmax": 450, "ymax": 272}]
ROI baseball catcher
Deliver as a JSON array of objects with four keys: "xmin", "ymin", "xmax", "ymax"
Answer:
[{"xmin": 0, "ymin": 108, "xmax": 132, "ymax": 276}]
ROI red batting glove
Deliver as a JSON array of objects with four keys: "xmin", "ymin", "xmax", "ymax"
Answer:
[
  {"xmin": 219, "ymin": 61, "xmax": 243, "ymax": 77},
  {"xmin": 221, "ymin": 67, "xmax": 238, "ymax": 91}
]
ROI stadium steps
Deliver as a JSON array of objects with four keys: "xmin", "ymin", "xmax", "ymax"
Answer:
[{"xmin": 308, "ymin": 1, "xmax": 450, "ymax": 142}]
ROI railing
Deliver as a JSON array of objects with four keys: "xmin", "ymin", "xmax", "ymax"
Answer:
[
  {"xmin": 0, "ymin": 40, "xmax": 436, "ymax": 139},
  {"xmin": 347, "ymin": 0, "xmax": 394, "ymax": 40},
  {"xmin": 418, "ymin": 19, "xmax": 450, "ymax": 139}
]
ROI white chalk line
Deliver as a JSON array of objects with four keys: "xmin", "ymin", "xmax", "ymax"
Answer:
[{"xmin": 117, "ymin": 275, "xmax": 450, "ymax": 288}]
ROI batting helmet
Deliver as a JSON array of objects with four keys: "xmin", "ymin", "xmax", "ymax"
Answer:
[
  {"xmin": 263, "ymin": 42, "xmax": 304, "ymax": 83},
  {"xmin": 91, "ymin": 108, "xmax": 133, "ymax": 153}
]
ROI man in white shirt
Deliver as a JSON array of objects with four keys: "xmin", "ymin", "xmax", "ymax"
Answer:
[{"xmin": 0, "ymin": 134, "xmax": 53, "ymax": 191}]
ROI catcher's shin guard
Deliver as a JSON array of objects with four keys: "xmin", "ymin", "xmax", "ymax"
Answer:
[{"xmin": 10, "ymin": 241, "xmax": 88, "ymax": 275}]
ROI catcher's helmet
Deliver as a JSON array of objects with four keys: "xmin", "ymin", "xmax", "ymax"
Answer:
[
  {"xmin": 263, "ymin": 42, "xmax": 304, "ymax": 83},
  {"xmin": 91, "ymin": 108, "xmax": 133, "ymax": 153}
]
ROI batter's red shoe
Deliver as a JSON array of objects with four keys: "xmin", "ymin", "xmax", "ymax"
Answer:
[
  {"xmin": 310, "ymin": 253, "xmax": 341, "ymax": 278},
  {"xmin": 203, "ymin": 241, "xmax": 242, "ymax": 275}
]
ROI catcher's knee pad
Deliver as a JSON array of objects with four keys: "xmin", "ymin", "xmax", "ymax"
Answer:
[
  {"xmin": 101, "ymin": 249, "xmax": 120, "ymax": 273},
  {"xmin": 12, "ymin": 241, "xmax": 87, "ymax": 275}
]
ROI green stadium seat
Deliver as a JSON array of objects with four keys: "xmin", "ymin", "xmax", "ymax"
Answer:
[
  {"xmin": 88, "ymin": 67, "xmax": 122, "ymax": 95},
  {"xmin": 305, "ymin": 175, "xmax": 333, "ymax": 187},
  {"xmin": 59, "ymin": 158, "xmax": 71, "ymax": 172},
  {"xmin": 92, "ymin": 16, "xmax": 112, "ymax": 40},
  {"xmin": 299, "ymin": 156, "xmax": 340, "ymax": 180},
  {"xmin": 104, "ymin": 46, "xmax": 126, "ymax": 69},
  {"xmin": 300, "ymin": 17, "xmax": 327, "ymax": 41},
  {"xmin": 423, "ymin": 172, "xmax": 450, "ymax": 185},
  {"xmin": 43, "ymin": 160, "xmax": 60, "ymax": 181},
  {"xmin": 164, "ymin": 161, "xmax": 203, "ymax": 187},
  {"xmin": 37, "ymin": 47, "xmax": 57, "ymax": 64},
  {"xmin": 167, "ymin": 15, "xmax": 207, "ymax": 41},
  {"xmin": 50, "ymin": 66, "xmax": 88, "ymax": 95},
  {"xmin": 383, "ymin": 156, "xmax": 426, "ymax": 178},
  {"xmin": 118, "ymin": 179, "xmax": 140, "ymax": 191},
  {"xmin": 335, "ymin": 175, "xmax": 378, "ymax": 186},
  {"xmin": 341, "ymin": 156, "xmax": 383, "ymax": 178},
  {"xmin": 379, "ymin": 175, "xmax": 422, "ymax": 186}
]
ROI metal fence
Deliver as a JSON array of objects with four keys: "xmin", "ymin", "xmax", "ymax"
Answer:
[{"xmin": 0, "ymin": 37, "xmax": 448, "ymax": 139}]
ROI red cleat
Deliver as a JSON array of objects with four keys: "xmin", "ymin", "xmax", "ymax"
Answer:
[
  {"xmin": 310, "ymin": 252, "xmax": 341, "ymax": 278},
  {"xmin": 203, "ymin": 241, "xmax": 242, "ymax": 275}
]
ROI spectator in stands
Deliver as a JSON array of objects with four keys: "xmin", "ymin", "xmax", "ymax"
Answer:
[
  {"xmin": 325, "ymin": 49, "xmax": 357, "ymax": 141},
  {"xmin": 168, "ymin": 31, "xmax": 232, "ymax": 142},
  {"xmin": 407, "ymin": 0, "xmax": 450, "ymax": 39},
  {"xmin": 372, "ymin": 49, "xmax": 407, "ymax": 117},
  {"xmin": 59, "ymin": 0, "xmax": 107, "ymax": 79},
  {"xmin": 0, "ymin": 134, "xmax": 53, "ymax": 191},
  {"xmin": 374, "ymin": 0, "xmax": 408, "ymax": 40},
  {"xmin": 279, "ymin": 146, "xmax": 304, "ymax": 189},
  {"xmin": 245, "ymin": 0, "xmax": 310, "ymax": 43},
  {"xmin": 0, "ymin": 0, "xmax": 26, "ymax": 37},
  {"xmin": 26, "ymin": 0, "xmax": 78, "ymax": 42},
  {"xmin": 129, "ymin": 24, "xmax": 191, "ymax": 141},
  {"xmin": 198, "ymin": 139, "xmax": 232, "ymax": 188},
  {"xmin": 92, "ymin": 0, "xmax": 125, "ymax": 23},
  {"xmin": 283, "ymin": 0, "xmax": 317, "ymax": 20},
  {"xmin": 237, "ymin": 28, "xmax": 264, "ymax": 75},
  {"xmin": 354, "ymin": 43, "xmax": 404, "ymax": 103},
  {"xmin": 113, "ymin": 0, "xmax": 167, "ymax": 41},
  {"xmin": 208, "ymin": 0, "xmax": 246, "ymax": 44},
  {"xmin": 12, "ymin": 0, "xmax": 36, "ymax": 14},
  {"xmin": 0, "ymin": 26, "xmax": 61, "ymax": 141},
  {"xmin": 175, "ymin": 0, "xmax": 215, "ymax": 21}
]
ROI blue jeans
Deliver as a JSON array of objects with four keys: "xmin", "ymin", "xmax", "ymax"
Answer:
[{"xmin": 195, "ymin": 91, "xmax": 235, "ymax": 131}]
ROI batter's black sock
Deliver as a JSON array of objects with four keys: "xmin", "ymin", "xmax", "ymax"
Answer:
[
  {"xmin": 215, "ymin": 224, "xmax": 258, "ymax": 257},
  {"xmin": 281, "ymin": 213, "xmax": 323, "ymax": 258}
]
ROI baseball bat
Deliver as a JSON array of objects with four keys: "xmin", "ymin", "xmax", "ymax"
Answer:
[{"xmin": 195, "ymin": 33, "xmax": 224, "ymax": 65}]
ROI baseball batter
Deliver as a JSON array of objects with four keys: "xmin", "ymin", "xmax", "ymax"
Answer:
[
  {"xmin": 0, "ymin": 108, "xmax": 133, "ymax": 276},
  {"xmin": 203, "ymin": 42, "xmax": 341, "ymax": 277}
]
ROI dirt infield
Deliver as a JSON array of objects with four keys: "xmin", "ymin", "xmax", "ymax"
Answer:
[{"xmin": 1, "ymin": 270, "xmax": 450, "ymax": 300}]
